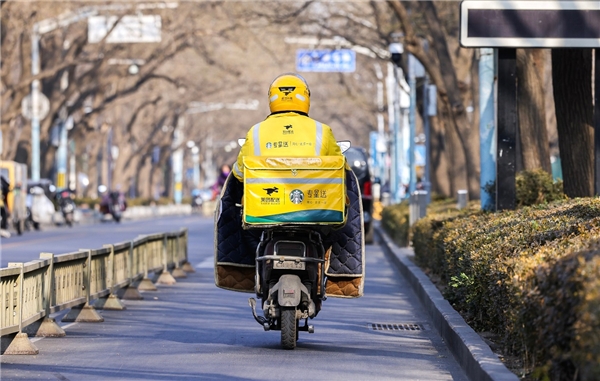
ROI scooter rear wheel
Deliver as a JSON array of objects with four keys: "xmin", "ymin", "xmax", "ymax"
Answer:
[{"xmin": 280, "ymin": 307, "xmax": 297, "ymax": 350}]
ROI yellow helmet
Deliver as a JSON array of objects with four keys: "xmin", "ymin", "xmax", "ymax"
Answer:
[{"xmin": 268, "ymin": 73, "xmax": 310, "ymax": 114}]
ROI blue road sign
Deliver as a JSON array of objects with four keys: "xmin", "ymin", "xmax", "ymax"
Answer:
[{"xmin": 296, "ymin": 49, "xmax": 356, "ymax": 73}]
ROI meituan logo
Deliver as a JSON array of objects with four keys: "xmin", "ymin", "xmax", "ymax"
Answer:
[
  {"xmin": 284, "ymin": 125, "xmax": 293, "ymax": 130},
  {"xmin": 279, "ymin": 87, "xmax": 296, "ymax": 95},
  {"xmin": 263, "ymin": 187, "xmax": 279, "ymax": 196}
]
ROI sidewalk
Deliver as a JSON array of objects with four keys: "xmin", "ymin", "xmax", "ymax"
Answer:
[{"xmin": 375, "ymin": 224, "xmax": 518, "ymax": 381}]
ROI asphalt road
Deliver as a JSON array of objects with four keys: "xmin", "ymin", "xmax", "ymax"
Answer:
[{"xmin": 1, "ymin": 214, "xmax": 468, "ymax": 381}]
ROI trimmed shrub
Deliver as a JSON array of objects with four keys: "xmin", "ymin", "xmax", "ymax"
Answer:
[
  {"xmin": 516, "ymin": 169, "xmax": 565, "ymax": 207},
  {"xmin": 381, "ymin": 201, "xmax": 410, "ymax": 247},
  {"xmin": 74, "ymin": 197, "xmax": 99, "ymax": 209},
  {"xmin": 410, "ymin": 198, "xmax": 600, "ymax": 379},
  {"xmin": 523, "ymin": 237, "xmax": 600, "ymax": 380},
  {"xmin": 382, "ymin": 198, "xmax": 474, "ymax": 248}
]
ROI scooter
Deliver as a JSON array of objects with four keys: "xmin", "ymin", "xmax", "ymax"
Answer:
[
  {"xmin": 215, "ymin": 141, "xmax": 364, "ymax": 350},
  {"xmin": 191, "ymin": 189, "xmax": 203, "ymax": 211},
  {"xmin": 55, "ymin": 189, "xmax": 76, "ymax": 227},
  {"xmin": 248, "ymin": 227, "xmax": 326, "ymax": 349},
  {"xmin": 101, "ymin": 191, "xmax": 126, "ymax": 223},
  {"xmin": 240, "ymin": 141, "xmax": 355, "ymax": 350}
]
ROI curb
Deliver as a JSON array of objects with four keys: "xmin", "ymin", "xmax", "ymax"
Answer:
[{"xmin": 375, "ymin": 225, "xmax": 519, "ymax": 381}]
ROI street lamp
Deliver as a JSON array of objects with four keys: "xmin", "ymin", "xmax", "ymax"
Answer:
[
  {"xmin": 187, "ymin": 140, "xmax": 201, "ymax": 190},
  {"xmin": 388, "ymin": 42, "xmax": 411, "ymax": 203}
]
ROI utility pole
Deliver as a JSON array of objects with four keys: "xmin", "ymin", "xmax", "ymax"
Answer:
[
  {"xmin": 28, "ymin": 2, "xmax": 177, "ymax": 181},
  {"xmin": 386, "ymin": 62, "xmax": 399, "ymax": 202},
  {"xmin": 172, "ymin": 117, "xmax": 184, "ymax": 205},
  {"xmin": 479, "ymin": 48, "xmax": 496, "ymax": 210},
  {"xmin": 408, "ymin": 55, "xmax": 418, "ymax": 195}
]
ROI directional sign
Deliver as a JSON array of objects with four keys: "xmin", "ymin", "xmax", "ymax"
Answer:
[
  {"xmin": 296, "ymin": 49, "xmax": 356, "ymax": 73},
  {"xmin": 88, "ymin": 15, "xmax": 162, "ymax": 43}
]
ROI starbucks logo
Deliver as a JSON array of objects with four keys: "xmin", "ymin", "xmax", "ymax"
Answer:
[{"xmin": 289, "ymin": 189, "xmax": 304, "ymax": 204}]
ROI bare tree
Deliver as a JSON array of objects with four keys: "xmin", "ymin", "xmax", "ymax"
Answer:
[
  {"xmin": 552, "ymin": 49, "xmax": 594, "ymax": 197},
  {"xmin": 386, "ymin": 0, "xmax": 480, "ymax": 198},
  {"xmin": 517, "ymin": 49, "xmax": 551, "ymax": 173}
]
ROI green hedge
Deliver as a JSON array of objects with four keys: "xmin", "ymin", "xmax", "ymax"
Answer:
[
  {"xmin": 381, "ymin": 197, "xmax": 479, "ymax": 250},
  {"xmin": 516, "ymin": 169, "xmax": 566, "ymax": 207},
  {"xmin": 381, "ymin": 201, "xmax": 410, "ymax": 247},
  {"xmin": 380, "ymin": 171, "xmax": 599, "ymax": 379},
  {"xmin": 410, "ymin": 198, "xmax": 600, "ymax": 380},
  {"xmin": 75, "ymin": 196, "xmax": 182, "ymax": 209}
]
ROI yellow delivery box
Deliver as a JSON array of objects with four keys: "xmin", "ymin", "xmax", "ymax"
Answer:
[{"xmin": 243, "ymin": 156, "xmax": 346, "ymax": 226}]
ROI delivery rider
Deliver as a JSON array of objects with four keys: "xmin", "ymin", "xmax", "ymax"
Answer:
[{"xmin": 232, "ymin": 73, "xmax": 342, "ymax": 181}]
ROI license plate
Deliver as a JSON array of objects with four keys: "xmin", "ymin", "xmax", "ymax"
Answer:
[{"xmin": 274, "ymin": 260, "xmax": 305, "ymax": 270}]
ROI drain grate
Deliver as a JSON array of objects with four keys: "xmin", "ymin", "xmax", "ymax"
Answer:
[{"xmin": 369, "ymin": 323, "xmax": 425, "ymax": 331}]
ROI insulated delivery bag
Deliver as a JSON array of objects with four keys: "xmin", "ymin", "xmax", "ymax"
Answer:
[{"xmin": 242, "ymin": 156, "xmax": 346, "ymax": 226}]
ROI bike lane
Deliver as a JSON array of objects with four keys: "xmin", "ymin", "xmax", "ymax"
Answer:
[{"xmin": 1, "ymin": 218, "xmax": 469, "ymax": 381}]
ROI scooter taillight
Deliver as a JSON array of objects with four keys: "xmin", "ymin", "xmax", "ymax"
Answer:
[{"xmin": 362, "ymin": 180, "xmax": 372, "ymax": 197}]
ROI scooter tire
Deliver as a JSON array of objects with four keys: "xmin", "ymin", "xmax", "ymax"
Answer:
[{"xmin": 280, "ymin": 307, "xmax": 297, "ymax": 350}]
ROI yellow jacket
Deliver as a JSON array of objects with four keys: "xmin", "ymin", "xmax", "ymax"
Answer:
[{"xmin": 233, "ymin": 112, "xmax": 342, "ymax": 181}]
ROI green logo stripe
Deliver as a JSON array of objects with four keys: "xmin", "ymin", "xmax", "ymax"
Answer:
[{"xmin": 245, "ymin": 210, "xmax": 344, "ymax": 223}]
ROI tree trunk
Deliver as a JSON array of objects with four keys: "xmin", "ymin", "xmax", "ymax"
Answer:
[
  {"xmin": 551, "ymin": 49, "xmax": 594, "ymax": 197},
  {"xmin": 386, "ymin": 0, "xmax": 480, "ymax": 198},
  {"xmin": 517, "ymin": 49, "xmax": 551, "ymax": 173},
  {"xmin": 420, "ymin": 1, "xmax": 480, "ymax": 198},
  {"xmin": 429, "ymin": 113, "xmax": 451, "ymax": 197}
]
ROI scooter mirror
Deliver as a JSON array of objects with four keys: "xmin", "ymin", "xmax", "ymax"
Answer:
[{"xmin": 336, "ymin": 140, "xmax": 351, "ymax": 153}]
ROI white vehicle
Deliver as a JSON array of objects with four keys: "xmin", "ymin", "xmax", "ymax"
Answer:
[{"xmin": 26, "ymin": 186, "xmax": 56, "ymax": 229}]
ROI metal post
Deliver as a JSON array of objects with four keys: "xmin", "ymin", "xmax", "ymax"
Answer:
[
  {"xmin": 173, "ymin": 149, "xmax": 183, "ymax": 204},
  {"xmin": 40, "ymin": 253, "xmax": 54, "ymax": 316},
  {"xmin": 31, "ymin": 33, "xmax": 41, "ymax": 181},
  {"xmin": 386, "ymin": 62, "xmax": 397, "ymax": 203},
  {"xmin": 85, "ymin": 249, "xmax": 91, "ymax": 304},
  {"xmin": 408, "ymin": 67, "xmax": 417, "ymax": 196},
  {"xmin": 457, "ymin": 190, "xmax": 468, "ymax": 210},
  {"xmin": 68, "ymin": 139, "xmax": 76, "ymax": 190},
  {"xmin": 375, "ymin": 63, "xmax": 386, "ymax": 186},
  {"xmin": 594, "ymin": 48, "xmax": 600, "ymax": 196},
  {"xmin": 173, "ymin": 118, "xmax": 184, "ymax": 204},
  {"xmin": 192, "ymin": 149, "xmax": 200, "ymax": 189},
  {"xmin": 409, "ymin": 190, "xmax": 428, "ymax": 226},
  {"xmin": 496, "ymin": 48, "xmax": 517, "ymax": 211},
  {"xmin": 107, "ymin": 127, "xmax": 113, "ymax": 191},
  {"xmin": 394, "ymin": 92, "xmax": 402, "ymax": 202},
  {"xmin": 480, "ymin": 48, "xmax": 497, "ymax": 210},
  {"xmin": 423, "ymin": 75, "xmax": 431, "ymax": 204},
  {"xmin": 394, "ymin": 63, "xmax": 408, "ymax": 202},
  {"xmin": 56, "ymin": 117, "xmax": 68, "ymax": 188}
]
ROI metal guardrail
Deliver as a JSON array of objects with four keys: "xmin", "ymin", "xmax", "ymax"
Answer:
[{"xmin": 0, "ymin": 228, "xmax": 189, "ymax": 353}]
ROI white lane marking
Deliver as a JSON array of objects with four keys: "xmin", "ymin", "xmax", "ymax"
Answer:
[{"xmin": 196, "ymin": 258, "xmax": 214, "ymax": 268}]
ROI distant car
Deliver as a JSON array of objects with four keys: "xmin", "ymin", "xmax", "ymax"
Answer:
[{"xmin": 344, "ymin": 146, "xmax": 374, "ymax": 244}]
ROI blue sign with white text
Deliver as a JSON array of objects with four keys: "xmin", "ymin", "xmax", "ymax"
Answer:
[{"xmin": 296, "ymin": 49, "xmax": 356, "ymax": 73}]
